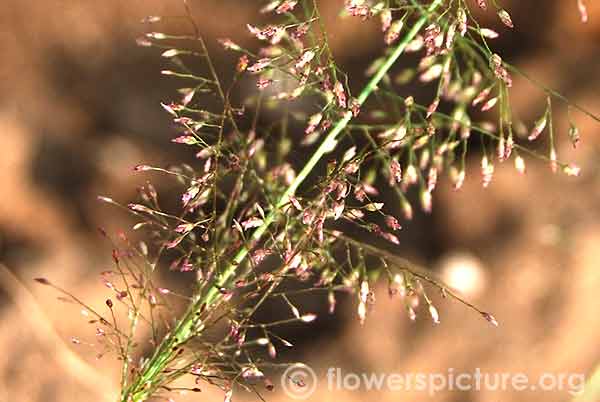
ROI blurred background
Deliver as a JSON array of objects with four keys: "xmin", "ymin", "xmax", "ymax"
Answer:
[{"xmin": 1, "ymin": 1, "xmax": 599, "ymax": 401}]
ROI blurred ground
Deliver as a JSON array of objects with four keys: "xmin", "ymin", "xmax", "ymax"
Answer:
[{"xmin": 0, "ymin": 1, "xmax": 599, "ymax": 402}]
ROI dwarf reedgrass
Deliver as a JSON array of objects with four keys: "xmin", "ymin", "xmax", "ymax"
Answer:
[{"xmin": 35, "ymin": 1, "xmax": 599, "ymax": 402}]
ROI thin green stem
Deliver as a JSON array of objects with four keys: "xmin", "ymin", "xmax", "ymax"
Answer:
[
  {"xmin": 121, "ymin": 1, "xmax": 443, "ymax": 400},
  {"xmin": 206, "ymin": 0, "xmax": 444, "ymax": 304}
]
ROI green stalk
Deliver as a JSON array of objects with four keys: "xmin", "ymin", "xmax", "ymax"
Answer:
[{"xmin": 122, "ymin": 1, "xmax": 442, "ymax": 400}]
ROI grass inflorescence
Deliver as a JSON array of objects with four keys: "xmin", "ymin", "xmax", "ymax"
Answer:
[{"xmin": 36, "ymin": 1, "xmax": 598, "ymax": 401}]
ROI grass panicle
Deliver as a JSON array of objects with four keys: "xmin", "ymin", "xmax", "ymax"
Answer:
[{"xmin": 35, "ymin": 1, "xmax": 598, "ymax": 402}]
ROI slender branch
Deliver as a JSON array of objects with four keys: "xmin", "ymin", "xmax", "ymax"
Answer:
[
  {"xmin": 331, "ymin": 232, "xmax": 491, "ymax": 318},
  {"xmin": 506, "ymin": 65, "xmax": 600, "ymax": 123}
]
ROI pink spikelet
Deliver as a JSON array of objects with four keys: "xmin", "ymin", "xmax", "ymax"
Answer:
[
  {"xmin": 578, "ymin": 0, "xmax": 589, "ymax": 23},
  {"xmin": 333, "ymin": 81, "xmax": 347, "ymax": 109}
]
